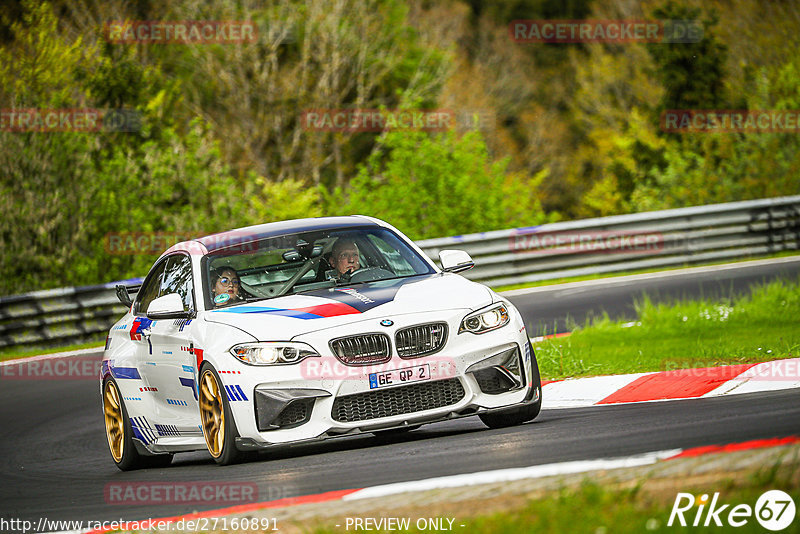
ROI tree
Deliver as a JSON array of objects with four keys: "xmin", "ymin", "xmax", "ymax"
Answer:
[
  {"xmin": 342, "ymin": 128, "xmax": 549, "ymax": 240},
  {"xmin": 647, "ymin": 2, "xmax": 728, "ymax": 112}
]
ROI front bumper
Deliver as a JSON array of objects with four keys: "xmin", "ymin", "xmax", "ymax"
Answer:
[{"xmin": 220, "ymin": 307, "xmax": 537, "ymax": 448}]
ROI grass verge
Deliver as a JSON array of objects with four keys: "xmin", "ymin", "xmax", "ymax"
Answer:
[
  {"xmin": 0, "ymin": 340, "xmax": 104, "ymax": 362},
  {"xmin": 302, "ymin": 446, "xmax": 800, "ymax": 534},
  {"xmin": 535, "ymin": 277, "xmax": 800, "ymax": 379}
]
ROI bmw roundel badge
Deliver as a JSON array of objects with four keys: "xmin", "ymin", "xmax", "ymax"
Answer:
[{"xmin": 380, "ymin": 319, "xmax": 394, "ymax": 327}]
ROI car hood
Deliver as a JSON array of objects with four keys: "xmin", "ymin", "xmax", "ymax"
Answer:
[{"xmin": 203, "ymin": 273, "xmax": 493, "ymax": 340}]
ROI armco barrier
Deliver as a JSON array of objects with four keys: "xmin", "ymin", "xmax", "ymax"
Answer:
[
  {"xmin": 0, "ymin": 279, "xmax": 142, "ymax": 350},
  {"xmin": 417, "ymin": 195, "xmax": 799, "ymax": 286},
  {"xmin": 0, "ymin": 196, "xmax": 798, "ymax": 350}
]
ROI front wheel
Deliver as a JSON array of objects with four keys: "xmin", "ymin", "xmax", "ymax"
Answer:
[
  {"xmin": 479, "ymin": 346, "xmax": 542, "ymax": 429},
  {"xmin": 103, "ymin": 378, "xmax": 172, "ymax": 470},
  {"xmin": 199, "ymin": 365, "xmax": 252, "ymax": 465}
]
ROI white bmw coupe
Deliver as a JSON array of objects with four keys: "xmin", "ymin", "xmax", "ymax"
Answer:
[{"xmin": 101, "ymin": 216, "xmax": 541, "ymax": 469}]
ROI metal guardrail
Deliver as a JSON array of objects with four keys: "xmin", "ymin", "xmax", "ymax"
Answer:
[
  {"xmin": 417, "ymin": 195, "xmax": 800, "ymax": 286},
  {"xmin": 0, "ymin": 279, "xmax": 143, "ymax": 350},
  {"xmin": 1, "ymin": 196, "xmax": 798, "ymax": 351}
]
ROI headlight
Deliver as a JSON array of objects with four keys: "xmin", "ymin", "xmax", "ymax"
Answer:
[
  {"xmin": 229, "ymin": 342, "xmax": 320, "ymax": 365},
  {"xmin": 459, "ymin": 303, "xmax": 510, "ymax": 334}
]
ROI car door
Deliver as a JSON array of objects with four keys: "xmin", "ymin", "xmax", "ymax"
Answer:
[
  {"xmin": 139, "ymin": 253, "xmax": 203, "ymax": 437},
  {"xmin": 128, "ymin": 256, "xmax": 168, "ymax": 434}
]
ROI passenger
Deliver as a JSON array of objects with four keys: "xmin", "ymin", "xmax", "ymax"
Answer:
[{"xmin": 211, "ymin": 267, "xmax": 243, "ymax": 306}]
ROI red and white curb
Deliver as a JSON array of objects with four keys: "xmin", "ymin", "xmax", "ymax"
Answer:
[
  {"xmin": 541, "ymin": 358, "xmax": 800, "ymax": 409},
  {"xmin": 56, "ymin": 436, "xmax": 800, "ymax": 534}
]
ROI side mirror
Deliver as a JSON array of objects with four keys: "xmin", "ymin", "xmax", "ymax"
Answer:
[
  {"xmin": 147, "ymin": 293, "xmax": 190, "ymax": 319},
  {"xmin": 439, "ymin": 250, "xmax": 474, "ymax": 273},
  {"xmin": 115, "ymin": 284, "xmax": 132, "ymax": 307}
]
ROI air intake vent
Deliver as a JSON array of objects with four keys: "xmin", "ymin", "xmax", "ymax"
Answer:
[
  {"xmin": 329, "ymin": 333, "xmax": 391, "ymax": 366},
  {"xmin": 395, "ymin": 322, "xmax": 448, "ymax": 359},
  {"xmin": 332, "ymin": 378, "xmax": 465, "ymax": 422}
]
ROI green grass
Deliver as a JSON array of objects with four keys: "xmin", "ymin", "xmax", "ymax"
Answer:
[
  {"xmin": 494, "ymin": 251, "xmax": 800, "ymax": 293},
  {"xmin": 535, "ymin": 277, "xmax": 800, "ymax": 379},
  {"xmin": 305, "ymin": 451, "xmax": 799, "ymax": 534},
  {"xmin": 0, "ymin": 340, "xmax": 104, "ymax": 362},
  {"xmin": 459, "ymin": 479, "xmax": 799, "ymax": 534}
]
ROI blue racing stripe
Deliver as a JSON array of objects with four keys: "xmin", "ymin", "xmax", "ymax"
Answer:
[
  {"xmin": 213, "ymin": 306, "xmax": 323, "ymax": 319},
  {"xmin": 111, "ymin": 366, "xmax": 141, "ymax": 380}
]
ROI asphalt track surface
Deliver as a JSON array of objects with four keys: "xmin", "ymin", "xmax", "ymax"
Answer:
[{"xmin": 1, "ymin": 258, "xmax": 799, "ymax": 524}]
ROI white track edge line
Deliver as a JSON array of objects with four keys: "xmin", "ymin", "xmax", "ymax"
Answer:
[{"xmin": 342, "ymin": 449, "xmax": 683, "ymax": 501}]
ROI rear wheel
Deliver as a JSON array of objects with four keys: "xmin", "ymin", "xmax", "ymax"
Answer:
[
  {"xmin": 199, "ymin": 365, "xmax": 252, "ymax": 465},
  {"xmin": 103, "ymin": 377, "xmax": 172, "ymax": 470},
  {"xmin": 479, "ymin": 345, "xmax": 542, "ymax": 429}
]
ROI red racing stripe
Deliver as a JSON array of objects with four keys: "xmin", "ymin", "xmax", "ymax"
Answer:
[
  {"xmin": 296, "ymin": 302, "xmax": 361, "ymax": 318},
  {"xmin": 597, "ymin": 363, "xmax": 759, "ymax": 404},
  {"xmin": 668, "ymin": 436, "xmax": 800, "ymax": 459}
]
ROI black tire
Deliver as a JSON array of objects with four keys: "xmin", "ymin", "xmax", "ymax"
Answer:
[
  {"xmin": 199, "ymin": 364, "xmax": 253, "ymax": 465},
  {"xmin": 103, "ymin": 377, "xmax": 173, "ymax": 470},
  {"xmin": 479, "ymin": 344, "xmax": 542, "ymax": 429}
]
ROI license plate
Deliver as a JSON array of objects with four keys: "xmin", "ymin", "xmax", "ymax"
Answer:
[{"xmin": 369, "ymin": 364, "xmax": 431, "ymax": 389}]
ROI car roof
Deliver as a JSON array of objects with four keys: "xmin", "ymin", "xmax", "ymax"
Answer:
[{"xmin": 189, "ymin": 215, "xmax": 382, "ymax": 254}]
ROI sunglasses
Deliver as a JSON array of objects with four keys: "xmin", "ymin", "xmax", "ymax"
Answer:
[{"xmin": 218, "ymin": 277, "xmax": 240, "ymax": 287}]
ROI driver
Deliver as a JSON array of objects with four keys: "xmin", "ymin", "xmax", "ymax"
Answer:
[
  {"xmin": 330, "ymin": 239, "xmax": 360, "ymax": 278},
  {"xmin": 211, "ymin": 267, "xmax": 243, "ymax": 306}
]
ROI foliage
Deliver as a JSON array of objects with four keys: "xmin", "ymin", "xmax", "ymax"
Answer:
[
  {"xmin": 1, "ymin": 0, "xmax": 799, "ymax": 293},
  {"xmin": 342, "ymin": 129, "xmax": 550, "ymax": 239},
  {"xmin": 647, "ymin": 3, "xmax": 729, "ymax": 111}
]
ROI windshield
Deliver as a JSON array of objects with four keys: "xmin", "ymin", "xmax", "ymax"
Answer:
[{"xmin": 203, "ymin": 226, "xmax": 435, "ymax": 308}]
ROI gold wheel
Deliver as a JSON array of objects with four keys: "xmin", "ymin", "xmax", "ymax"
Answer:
[
  {"xmin": 200, "ymin": 369, "xmax": 225, "ymax": 458},
  {"xmin": 103, "ymin": 380, "xmax": 125, "ymax": 462}
]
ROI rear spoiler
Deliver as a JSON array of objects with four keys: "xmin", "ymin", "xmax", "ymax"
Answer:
[{"xmin": 115, "ymin": 284, "xmax": 142, "ymax": 307}]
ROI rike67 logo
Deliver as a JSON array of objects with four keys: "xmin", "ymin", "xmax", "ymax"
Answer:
[{"xmin": 668, "ymin": 490, "xmax": 796, "ymax": 530}]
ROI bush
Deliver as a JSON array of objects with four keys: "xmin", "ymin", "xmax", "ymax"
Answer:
[{"xmin": 341, "ymin": 128, "xmax": 550, "ymax": 240}]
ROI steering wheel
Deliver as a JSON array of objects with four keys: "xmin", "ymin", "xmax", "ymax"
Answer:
[{"xmin": 346, "ymin": 267, "xmax": 395, "ymax": 283}]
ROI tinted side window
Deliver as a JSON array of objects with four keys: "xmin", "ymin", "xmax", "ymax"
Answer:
[
  {"xmin": 161, "ymin": 254, "xmax": 194, "ymax": 312},
  {"xmin": 135, "ymin": 259, "xmax": 167, "ymax": 315}
]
